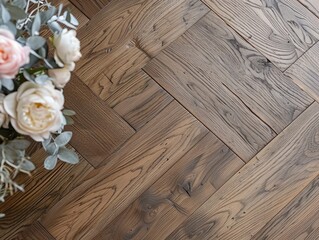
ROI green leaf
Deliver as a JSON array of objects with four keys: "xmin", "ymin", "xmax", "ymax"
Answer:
[
  {"xmin": 63, "ymin": 109, "xmax": 76, "ymax": 116},
  {"xmin": 44, "ymin": 155, "xmax": 57, "ymax": 170},
  {"xmin": 58, "ymin": 147, "xmax": 79, "ymax": 164},
  {"xmin": 27, "ymin": 36, "xmax": 46, "ymax": 50},
  {"xmin": 32, "ymin": 12, "xmax": 41, "ymax": 36},
  {"xmin": 7, "ymin": 139, "xmax": 30, "ymax": 150},
  {"xmin": 55, "ymin": 131, "xmax": 72, "ymax": 147}
]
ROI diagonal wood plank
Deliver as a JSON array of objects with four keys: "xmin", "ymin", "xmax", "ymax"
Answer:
[
  {"xmin": 144, "ymin": 11, "xmax": 312, "ymax": 161},
  {"xmin": 75, "ymin": 0, "xmax": 209, "ymax": 99},
  {"xmin": 202, "ymin": 0, "xmax": 319, "ymax": 70},
  {"xmin": 285, "ymin": 42, "xmax": 319, "ymax": 103},
  {"xmin": 253, "ymin": 175, "xmax": 319, "ymax": 239},
  {"xmin": 168, "ymin": 102, "xmax": 319, "ymax": 240},
  {"xmin": 0, "ymin": 148, "xmax": 93, "ymax": 239},
  {"xmin": 299, "ymin": 0, "xmax": 319, "ymax": 18},
  {"xmin": 64, "ymin": 75, "xmax": 135, "ymax": 168},
  {"xmin": 106, "ymin": 70, "xmax": 173, "ymax": 130},
  {"xmin": 93, "ymin": 133, "xmax": 244, "ymax": 239},
  {"xmin": 40, "ymin": 101, "xmax": 208, "ymax": 239},
  {"xmin": 69, "ymin": 0, "xmax": 110, "ymax": 19},
  {"xmin": 12, "ymin": 221, "xmax": 55, "ymax": 240}
]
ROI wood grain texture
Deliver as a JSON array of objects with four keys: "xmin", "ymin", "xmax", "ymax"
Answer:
[
  {"xmin": 253, "ymin": 176, "xmax": 319, "ymax": 239},
  {"xmin": 94, "ymin": 133, "xmax": 244, "ymax": 239},
  {"xmin": 12, "ymin": 221, "xmax": 55, "ymax": 240},
  {"xmin": 69, "ymin": 0, "xmax": 110, "ymax": 19},
  {"xmin": 64, "ymin": 75, "xmax": 135, "ymax": 168},
  {"xmin": 40, "ymin": 101, "xmax": 208, "ymax": 239},
  {"xmin": 0, "ymin": 148, "xmax": 93, "ymax": 239},
  {"xmin": 145, "ymin": 11, "xmax": 312, "ymax": 161},
  {"xmin": 106, "ymin": 70, "xmax": 173, "ymax": 130},
  {"xmin": 299, "ymin": 0, "xmax": 319, "ymax": 18},
  {"xmin": 285, "ymin": 42, "xmax": 319, "ymax": 103},
  {"xmin": 202, "ymin": 0, "xmax": 319, "ymax": 70},
  {"xmin": 168, "ymin": 102, "xmax": 319, "ymax": 240},
  {"xmin": 75, "ymin": 0, "xmax": 209, "ymax": 99}
]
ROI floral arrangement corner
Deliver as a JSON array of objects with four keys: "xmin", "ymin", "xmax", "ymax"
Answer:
[{"xmin": 0, "ymin": 0, "xmax": 82, "ymax": 216}]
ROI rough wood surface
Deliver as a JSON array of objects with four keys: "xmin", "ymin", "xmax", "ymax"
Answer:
[
  {"xmin": 40, "ymin": 101, "xmax": 208, "ymax": 239},
  {"xmin": 299, "ymin": 0, "xmax": 319, "ymax": 17},
  {"xmin": 64, "ymin": 75, "xmax": 135, "ymax": 167},
  {"xmin": 202, "ymin": 0, "xmax": 319, "ymax": 70},
  {"xmin": 12, "ymin": 221, "xmax": 55, "ymax": 240},
  {"xmin": 69, "ymin": 0, "xmax": 110, "ymax": 19},
  {"xmin": 168, "ymin": 102, "xmax": 319, "ymax": 240},
  {"xmin": 94, "ymin": 133, "xmax": 244, "ymax": 240}
]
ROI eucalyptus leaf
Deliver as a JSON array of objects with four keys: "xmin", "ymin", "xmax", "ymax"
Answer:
[
  {"xmin": 63, "ymin": 11, "xmax": 78, "ymax": 26},
  {"xmin": 1, "ymin": 4, "xmax": 11, "ymax": 23},
  {"xmin": 31, "ymin": 12, "xmax": 41, "ymax": 35},
  {"xmin": 10, "ymin": 0, "xmax": 27, "ymax": 9},
  {"xmin": 20, "ymin": 159, "xmax": 35, "ymax": 171},
  {"xmin": 3, "ymin": 21, "xmax": 16, "ymax": 35},
  {"xmin": 27, "ymin": 36, "xmax": 46, "ymax": 50},
  {"xmin": 64, "ymin": 116, "xmax": 74, "ymax": 125},
  {"xmin": 35, "ymin": 74, "xmax": 49, "ymax": 84},
  {"xmin": 5, "ymin": 4, "xmax": 26, "ymax": 20},
  {"xmin": 23, "ymin": 70, "xmax": 33, "ymax": 81},
  {"xmin": 63, "ymin": 109, "xmax": 76, "ymax": 116},
  {"xmin": 57, "ymin": 3, "xmax": 63, "ymax": 16},
  {"xmin": 1, "ymin": 78, "xmax": 14, "ymax": 91},
  {"xmin": 45, "ymin": 142, "xmax": 58, "ymax": 156},
  {"xmin": 55, "ymin": 131, "xmax": 72, "ymax": 147},
  {"xmin": 48, "ymin": 21, "xmax": 62, "ymax": 34},
  {"xmin": 40, "ymin": 6, "xmax": 56, "ymax": 23},
  {"xmin": 58, "ymin": 147, "xmax": 79, "ymax": 164},
  {"xmin": 44, "ymin": 155, "xmax": 57, "ymax": 170},
  {"xmin": 7, "ymin": 139, "xmax": 30, "ymax": 150}
]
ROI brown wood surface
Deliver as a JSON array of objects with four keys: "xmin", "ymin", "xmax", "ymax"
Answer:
[
  {"xmin": 69, "ymin": 0, "xmax": 110, "ymax": 19},
  {"xmin": 94, "ymin": 133, "xmax": 244, "ymax": 239},
  {"xmin": 168, "ymin": 102, "xmax": 319, "ymax": 240},
  {"xmin": 202, "ymin": 0, "xmax": 319, "ymax": 70},
  {"xmin": 12, "ymin": 221, "xmax": 55, "ymax": 240},
  {"xmin": 64, "ymin": 75, "xmax": 135, "ymax": 167},
  {"xmin": 253, "ymin": 175, "xmax": 319, "ymax": 239},
  {"xmin": 144, "ymin": 11, "xmax": 312, "ymax": 161}
]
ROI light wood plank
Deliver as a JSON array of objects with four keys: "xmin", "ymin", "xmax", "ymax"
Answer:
[
  {"xmin": 40, "ymin": 101, "xmax": 208, "ymax": 239},
  {"xmin": 299, "ymin": 0, "xmax": 319, "ymax": 18},
  {"xmin": 75, "ymin": 0, "xmax": 209, "ymax": 99},
  {"xmin": 64, "ymin": 75, "xmax": 135, "ymax": 168},
  {"xmin": 285, "ymin": 42, "xmax": 319, "ymax": 103},
  {"xmin": 106, "ymin": 70, "xmax": 173, "ymax": 130},
  {"xmin": 253, "ymin": 176, "xmax": 319, "ymax": 239},
  {"xmin": 13, "ymin": 221, "xmax": 55, "ymax": 240},
  {"xmin": 0, "ymin": 149, "xmax": 93, "ymax": 239},
  {"xmin": 94, "ymin": 133, "xmax": 244, "ymax": 239},
  {"xmin": 168, "ymin": 102, "xmax": 319, "ymax": 240},
  {"xmin": 69, "ymin": 0, "xmax": 110, "ymax": 19},
  {"xmin": 202, "ymin": 0, "xmax": 319, "ymax": 70},
  {"xmin": 145, "ymin": 11, "xmax": 312, "ymax": 161}
]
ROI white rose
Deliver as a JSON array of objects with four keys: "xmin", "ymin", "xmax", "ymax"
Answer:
[
  {"xmin": 53, "ymin": 29, "xmax": 81, "ymax": 71},
  {"xmin": 0, "ymin": 94, "xmax": 9, "ymax": 128},
  {"xmin": 3, "ymin": 81, "xmax": 65, "ymax": 141},
  {"xmin": 48, "ymin": 67, "xmax": 71, "ymax": 89}
]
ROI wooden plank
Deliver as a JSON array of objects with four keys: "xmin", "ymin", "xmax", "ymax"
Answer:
[
  {"xmin": 285, "ymin": 42, "xmax": 319, "ymax": 103},
  {"xmin": 299, "ymin": 0, "xmax": 319, "ymax": 18},
  {"xmin": 202, "ymin": 0, "xmax": 319, "ymax": 70},
  {"xmin": 75, "ymin": 0, "xmax": 209, "ymax": 99},
  {"xmin": 145, "ymin": 11, "xmax": 312, "ymax": 161},
  {"xmin": 69, "ymin": 0, "xmax": 110, "ymax": 19},
  {"xmin": 64, "ymin": 75, "xmax": 135, "ymax": 168},
  {"xmin": 253, "ymin": 176, "xmax": 319, "ymax": 239},
  {"xmin": 0, "ymin": 148, "xmax": 93, "ymax": 239},
  {"xmin": 40, "ymin": 101, "xmax": 208, "ymax": 239},
  {"xmin": 106, "ymin": 70, "xmax": 173, "ymax": 130},
  {"xmin": 94, "ymin": 133, "xmax": 244, "ymax": 239},
  {"xmin": 13, "ymin": 221, "xmax": 55, "ymax": 240},
  {"xmin": 168, "ymin": 102, "xmax": 319, "ymax": 240}
]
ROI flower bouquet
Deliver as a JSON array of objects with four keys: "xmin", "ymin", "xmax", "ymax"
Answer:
[{"xmin": 0, "ymin": 0, "xmax": 81, "ymax": 215}]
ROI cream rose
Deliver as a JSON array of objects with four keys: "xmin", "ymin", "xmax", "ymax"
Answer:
[
  {"xmin": 0, "ymin": 94, "xmax": 9, "ymax": 128},
  {"xmin": 48, "ymin": 67, "xmax": 71, "ymax": 88},
  {"xmin": 0, "ymin": 29, "xmax": 30, "ymax": 79},
  {"xmin": 53, "ymin": 29, "xmax": 81, "ymax": 71},
  {"xmin": 4, "ymin": 81, "xmax": 65, "ymax": 141}
]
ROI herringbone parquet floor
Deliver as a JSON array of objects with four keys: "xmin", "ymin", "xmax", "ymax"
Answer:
[{"xmin": 2, "ymin": 0, "xmax": 319, "ymax": 239}]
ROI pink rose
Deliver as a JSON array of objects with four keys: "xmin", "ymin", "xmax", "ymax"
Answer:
[{"xmin": 0, "ymin": 29, "xmax": 30, "ymax": 79}]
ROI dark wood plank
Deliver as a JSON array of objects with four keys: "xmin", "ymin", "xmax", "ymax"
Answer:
[
  {"xmin": 64, "ymin": 75, "xmax": 135, "ymax": 168},
  {"xmin": 93, "ymin": 133, "xmax": 244, "ymax": 239},
  {"xmin": 75, "ymin": 0, "xmax": 209, "ymax": 99},
  {"xmin": 40, "ymin": 101, "xmax": 208, "ymax": 239},
  {"xmin": 106, "ymin": 70, "xmax": 173, "ymax": 130},
  {"xmin": 285, "ymin": 42, "xmax": 319, "ymax": 103},
  {"xmin": 253, "ymin": 176, "xmax": 319, "ymax": 239},
  {"xmin": 69, "ymin": 0, "xmax": 110, "ymax": 19},
  {"xmin": 168, "ymin": 102, "xmax": 319, "ymax": 240},
  {"xmin": 145, "ymin": 11, "xmax": 312, "ymax": 161},
  {"xmin": 0, "ymin": 149, "xmax": 93, "ymax": 239},
  {"xmin": 299, "ymin": 0, "xmax": 319, "ymax": 18},
  {"xmin": 12, "ymin": 221, "xmax": 55, "ymax": 240},
  {"xmin": 202, "ymin": 0, "xmax": 319, "ymax": 70}
]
